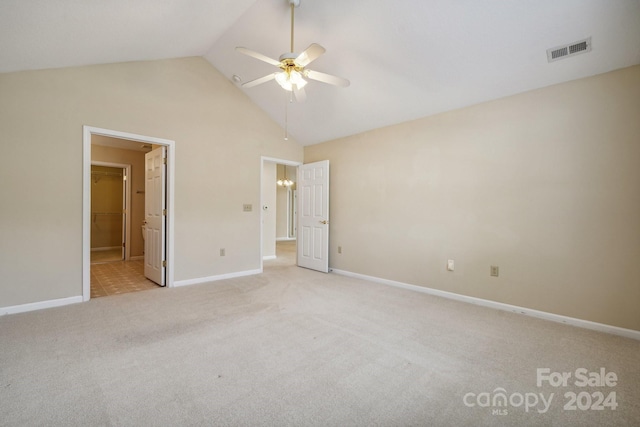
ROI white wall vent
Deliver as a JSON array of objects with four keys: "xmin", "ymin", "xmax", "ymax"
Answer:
[{"xmin": 546, "ymin": 37, "xmax": 591, "ymax": 63}]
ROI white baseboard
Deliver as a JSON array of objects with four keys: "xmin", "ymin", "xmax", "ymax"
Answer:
[
  {"xmin": 173, "ymin": 268, "xmax": 262, "ymax": 288},
  {"xmin": 129, "ymin": 255, "xmax": 144, "ymax": 261},
  {"xmin": 331, "ymin": 269, "xmax": 640, "ymax": 341},
  {"xmin": 0, "ymin": 296, "xmax": 83, "ymax": 316},
  {"xmin": 91, "ymin": 246, "xmax": 121, "ymax": 252},
  {"xmin": 263, "ymin": 255, "xmax": 277, "ymax": 261},
  {"xmin": 276, "ymin": 237, "xmax": 296, "ymax": 242}
]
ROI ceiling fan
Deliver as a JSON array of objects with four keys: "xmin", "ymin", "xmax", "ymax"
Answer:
[{"xmin": 235, "ymin": 0, "xmax": 349, "ymax": 102}]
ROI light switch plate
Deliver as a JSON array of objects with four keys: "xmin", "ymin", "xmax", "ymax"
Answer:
[{"xmin": 447, "ymin": 259, "xmax": 454, "ymax": 271}]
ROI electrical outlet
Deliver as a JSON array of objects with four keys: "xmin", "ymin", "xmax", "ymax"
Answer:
[
  {"xmin": 338, "ymin": 246, "xmax": 342, "ymax": 254},
  {"xmin": 490, "ymin": 265, "xmax": 499, "ymax": 277},
  {"xmin": 243, "ymin": 204, "xmax": 252, "ymax": 212},
  {"xmin": 220, "ymin": 248, "xmax": 226, "ymax": 257},
  {"xmin": 447, "ymin": 259, "xmax": 455, "ymax": 271}
]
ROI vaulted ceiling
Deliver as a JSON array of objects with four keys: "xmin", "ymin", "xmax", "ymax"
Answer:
[{"xmin": 2, "ymin": 0, "xmax": 639, "ymax": 145}]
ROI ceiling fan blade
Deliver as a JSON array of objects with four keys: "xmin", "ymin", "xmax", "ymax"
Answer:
[
  {"xmin": 305, "ymin": 70, "xmax": 350, "ymax": 87},
  {"xmin": 294, "ymin": 43, "xmax": 326, "ymax": 67},
  {"xmin": 235, "ymin": 47, "xmax": 282, "ymax": 67},
  {"xmin": 293, "ymin": 84, "xmax": 307, "ymax": 103},
  {"xmin": 242, "ymin": 73, "xmax": 278, "ymax": 88}
]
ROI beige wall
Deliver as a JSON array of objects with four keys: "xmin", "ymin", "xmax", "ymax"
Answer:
[
  {"xmin": 276, "ymin": 184, "xmax": 289, "ymax": 239},
  {"xmin": 0, "ymin": 57, "xmax": 302, "ymax": 307},
  {"xmin": 305, "ymin": 65, "xmax": 640, "ymax": 331},
  {"xmin": 91, "ymin": 143, "xmax": 146, "ymax": 256},
  {"xmin": 276, "ymin": 165, "xmax": 296, "ymax": 239}
]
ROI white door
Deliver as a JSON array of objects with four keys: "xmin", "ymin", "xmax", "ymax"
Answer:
[
  {"xmin": 297, "ymin": 160, "xmax": 330, "ymax": 272},
  {"xmin": 145, "ymin": 146, "xmax": 166, "ymax": 286}
]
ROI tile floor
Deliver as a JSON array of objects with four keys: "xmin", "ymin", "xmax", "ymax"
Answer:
[
  {"xmin": 91, "ymin": 248, "xmax": 123, "ymax": 263},
  {"xmin": 91, "ymin": 240, "xmax": 295, "ymax": 299},
  {"xmin": 90, "ymin": 259, "xmax": 159, "ymax": 298}
]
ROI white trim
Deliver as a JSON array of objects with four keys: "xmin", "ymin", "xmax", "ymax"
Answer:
[
  {"xmin": 91, "ymin": 246, "xmax": 122, "ymax": 252},
  {"xmin": 83, "ymin": 126, "xmax": 176, "ymax": 303},
  {"xmin": 263, "ymin": 255, "xmax": 277, "ymax": 260},
  {"xmin": 331, "ymin": 269, "xmax": 640, "ymax": 341},
  {"xmin": 0, "ymin": 296, "xmax": 83, "ymax": 316},
  {"xmin": 261, "ymin": 156, "xmax": 302, "ymax": 165},
  {"xmin": 129, "ymin": 255, "xmax": 144, "ymax": 261},
  {"xmin": 173, "ymin": 269, "xmax": 262, "ymax": 287},
  {"xmin": 276, "ymin": 237, "xmax": 296, "ymax": 242}
]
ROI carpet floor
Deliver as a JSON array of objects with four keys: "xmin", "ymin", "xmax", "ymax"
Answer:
[{"xmin": 1, "ymin": 253, "xmax": 639, "ymax": 426}]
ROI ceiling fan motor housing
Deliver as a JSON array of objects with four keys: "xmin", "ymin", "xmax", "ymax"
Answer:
[
  {"xmin": 234, "ymin": 0, "xmax": 349, "ymax": 93},
  {"xmin": 279, "ymin": 53, "xmax": 298, "ymax": 61}
]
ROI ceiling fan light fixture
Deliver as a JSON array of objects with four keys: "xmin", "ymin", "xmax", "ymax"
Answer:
[
  {"xmin": 235, "ymin": 0, "xmax": 348, "ymax": 102},
  {"xmin": 290, "ymin": 70, "xmax": 307, "ymax": 88},
  {"xmin": 275, "ymin": 72, "xmax": 293, "ymax": 91},
  {"xmin": 275, "ymin": 70, "xmax": 307, "ymax": 91}
]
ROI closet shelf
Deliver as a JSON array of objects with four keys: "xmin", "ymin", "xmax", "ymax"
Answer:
[{"xmin": 91, "ymin": 171, "xmax": 122, "ymax": 177}]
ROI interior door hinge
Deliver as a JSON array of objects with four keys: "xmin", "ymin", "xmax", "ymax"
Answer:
[
  {"xmin": 163, "ymin": 158, "xmax": 167, "ymax": 165},
  {"xmin": 162, "ymin": 260, "xmax": 167, "ymax": 268},
  {"xmin": 163, "ymin": 209, "xmax": 167, "ymax": 216}
]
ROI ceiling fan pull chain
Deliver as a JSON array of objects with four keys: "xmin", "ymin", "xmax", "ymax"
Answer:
[
  {"xmin": 234, "ymin": 0, "xmax": 349, "ymax": 107},
  {"xmin": 284, "ymin": 92, "xmax": 289, "ymax": 140}
]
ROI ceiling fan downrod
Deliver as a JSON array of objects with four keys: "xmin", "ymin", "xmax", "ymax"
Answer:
[
  {"xmin": 289, "ymin": 0, "xmax": 300, "ymax": 53},
  {"xmin": 234, "ymin": 0, "xmax": 349, "ymax": 101}
]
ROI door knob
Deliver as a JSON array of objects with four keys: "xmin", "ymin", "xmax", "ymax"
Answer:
[{"xmin": 319, "ymin": 220, "xmax": 329, "ymax": 225}]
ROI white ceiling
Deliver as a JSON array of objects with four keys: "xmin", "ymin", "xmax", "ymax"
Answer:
[{"xmin": 2, "ymin": 0, "xmax": 639, "ymax": 146}]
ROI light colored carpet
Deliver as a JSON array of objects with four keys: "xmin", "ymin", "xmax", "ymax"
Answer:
[{"xmin": 1, "ymin": 247, "xmax": 639, "ymax": 426}]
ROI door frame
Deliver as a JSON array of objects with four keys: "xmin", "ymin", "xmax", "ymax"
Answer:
[
  {"xmin": 83, "ymin": 126, "xmax": 176, "ymax": 301},
  {"xmin": 260, "ymin": 156, "xmax": 302, "ymax": 271},
  {"xmin": 91, "ymin": 161, "xmax": 132, "ymax": 261},
  {"xmin": 288, "ymin": 187, "xmax": 297, "ymax": 239}
]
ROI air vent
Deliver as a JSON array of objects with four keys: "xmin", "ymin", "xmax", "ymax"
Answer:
[{"xmin": 546, "ymin": 37, "xmax": 591, "ymax": 63}]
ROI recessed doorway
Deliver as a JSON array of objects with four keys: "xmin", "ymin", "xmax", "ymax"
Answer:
[
  {"xmin": 83, "ymin": 126, "xmax": 176, "ymax": 301},
  {"xmin": 261, "ymin": 157, "xmax": 302, "ymax": 270}
]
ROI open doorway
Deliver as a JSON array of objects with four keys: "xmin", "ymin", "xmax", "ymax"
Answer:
[
  {"xmin": 89, "ymin": 147, "xmax": 153, "ymax": 298},
  {"xmin": 90, "ymin": 163, "xmax": 130, "ymax": 263},
  {"xmin": 83, "ymin": 126, "xmax": 175, "ymax": 301},
  {"xmin": 261, "ymin": 157, "xmax": 302, "ymax": 270}
]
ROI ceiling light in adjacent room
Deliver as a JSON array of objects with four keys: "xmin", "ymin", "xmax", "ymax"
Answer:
[{"xmin": 277, "ymin": 165, "xmax": 294, "ymax": 187}]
